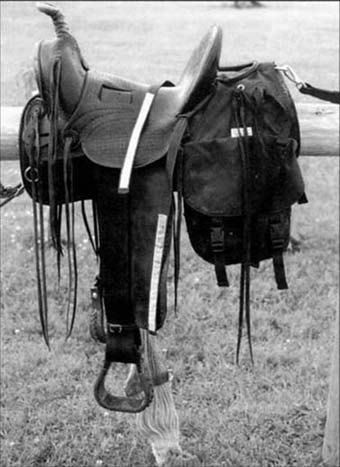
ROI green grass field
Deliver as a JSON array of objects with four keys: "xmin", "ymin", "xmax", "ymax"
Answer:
[{"xmin": 1, "ymin": 2, "xmax": 339, "ymax": 466}]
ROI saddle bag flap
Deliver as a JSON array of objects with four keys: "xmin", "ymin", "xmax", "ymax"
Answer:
[{"xmin": 183, "ymin": 137, "xmax": 243, "ymax": 217}]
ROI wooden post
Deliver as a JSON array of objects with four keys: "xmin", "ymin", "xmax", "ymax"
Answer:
[{"xmin": 322, "ymin": 308, "xmax": 339, "ymax": 467}]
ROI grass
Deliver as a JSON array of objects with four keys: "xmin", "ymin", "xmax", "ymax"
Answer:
[{"xmin": 1, "ymin": 2, "xmax": 339, "ymax": 466}]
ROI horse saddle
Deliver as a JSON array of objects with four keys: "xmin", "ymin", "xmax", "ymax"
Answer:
[
  {"xmin": 23, "ymin": 2, "xmax": 223, "ymax": 413},
  {"xmin": 34, "ymin": 4, "xmax": 222, "ymax": 172}
]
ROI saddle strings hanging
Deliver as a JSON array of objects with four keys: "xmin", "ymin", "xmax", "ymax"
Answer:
[
  {"xmin": 166, "ymin": 96, "xmax": 214, "ymax": 312},
  {"xmin": 62, "ymin": 135, "xmax": 78, "ymax": 338},
  {"xmin": 48, "ymin": 56, "xmax": 63, "ymax": 271},
  {"xmin": 24, "ymin": 105, "xmax": 50, "ymax": 347},
  {"xmin": 80, "ymin": 200, "xmax": 99, "ymax": 257},
  {"xmin": 45, "ymin": 32, "xmax": 80, "ymax": 338}
]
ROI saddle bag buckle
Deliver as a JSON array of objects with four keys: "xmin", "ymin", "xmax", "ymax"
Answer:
[{"xmin": 210, "ymin": 221, "xmax": 225, "ymax": 253}]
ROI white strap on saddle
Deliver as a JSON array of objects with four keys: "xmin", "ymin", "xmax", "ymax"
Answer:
[
  {"xmin": 118, "ymin": 83, "xmax": 165, "ymax": 194},
  {"xmin": 118, "ymin": 92, "xmax": 155, "ymax": 193}
]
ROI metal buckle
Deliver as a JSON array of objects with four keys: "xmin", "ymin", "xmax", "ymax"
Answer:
[
  {"xmin": 210, "ymin": 225, "xmax": 225, "ymax": 253},
  {"xmin": 270, "ymin": 218, "xmax": 284, "ymax": 250}
]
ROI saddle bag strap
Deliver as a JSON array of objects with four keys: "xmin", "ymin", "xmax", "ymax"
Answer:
[
  {"xmin": 299, "ymin": 83, "xmax": 340, "ymax": 104},
  {"xmin": 210, "ymin": 217, "xmax": 229, "ymax": 287},
  {"xmin": 269, "ymin": 215, "xmax": 288, "ymax": 290}
]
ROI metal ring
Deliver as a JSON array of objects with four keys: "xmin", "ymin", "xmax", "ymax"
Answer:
[
  {"xmin": 24, "ymin": 166, "xmax": 39, "ymax": 183},
  {"xmin": 237, "ymin": 84, "xmax": 245, "ymax": 91}
]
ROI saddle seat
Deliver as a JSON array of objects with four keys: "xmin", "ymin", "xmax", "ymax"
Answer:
[{"xmin": 65, "ymin": 26, "xmax": 222, "ymax": 168}]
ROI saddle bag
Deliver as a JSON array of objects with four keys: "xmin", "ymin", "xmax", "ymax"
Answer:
[{"xmin": 180, "ymin": 62, "xmax": 307, "ymax": 360}]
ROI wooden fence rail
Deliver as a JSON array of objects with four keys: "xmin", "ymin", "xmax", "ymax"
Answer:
[{"xmin": 0, "ymin": 103, "xmax": 339, "ymax": 161}]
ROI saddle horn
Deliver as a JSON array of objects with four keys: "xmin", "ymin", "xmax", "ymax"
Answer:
[{"xmin": 36, "ymin": 2, "xmax": 70, "ymax": 38}]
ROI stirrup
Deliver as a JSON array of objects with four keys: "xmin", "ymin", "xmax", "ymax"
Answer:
[{"xmin": 94, "ymin": 356, "xmax": 154, "ymax": 413}]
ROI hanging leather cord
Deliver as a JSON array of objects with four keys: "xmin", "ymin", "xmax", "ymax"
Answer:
[
  {"xmin": 239, "ymin": 100, "xmax": 254, "ymax": 365},
  {"xmin": 166, "ymin": 95, "xmax": 216, "ymax": 310},
  {"xmin": 63, "ymin": 135, "xmax": 78, "ymax": 338},
  {"xmin": 81, "ymin": 200, "xmax": 98, "ymax": 256},
  {"xmin": 69, "ymin": 158, "xmax": 78, "ymax": 338},
  {"xmin": 233, "ymin": 87, "xmax": 254, "ymax": 364},
  {"xmin": 174, "ymin": 150, "xmax": 184, "ymax": 311},
  {"xmin": 92, "ymin": 200, "xmax": 100, "ymax": 258},
  {"xmin": 25, "ymin": 111, "xmax": 50, "ymax": 348},
  {"xmin": 48, "ymin": 57, "xmax": 62, "ymax": 254},
  {"xmin": 166, "ymin": 116, "xmax": 189, "ymax": 312},
  {"xmin": 36, "ymin": 117, "xmax": 49, "ymax": 347}
]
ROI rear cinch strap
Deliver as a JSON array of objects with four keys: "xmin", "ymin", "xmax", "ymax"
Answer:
[
  {"xmin": 210, "ymin": 217, "xmax": 229, "ymax": 287},
  {"xmin": 270, "ymin": 216, "xmax": 288, "ymax": 290}
]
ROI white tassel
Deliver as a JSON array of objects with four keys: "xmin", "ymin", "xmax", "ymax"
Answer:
[{"xmin": 124, "ymin": 331, "xmax": 198, "ymax": 466}]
